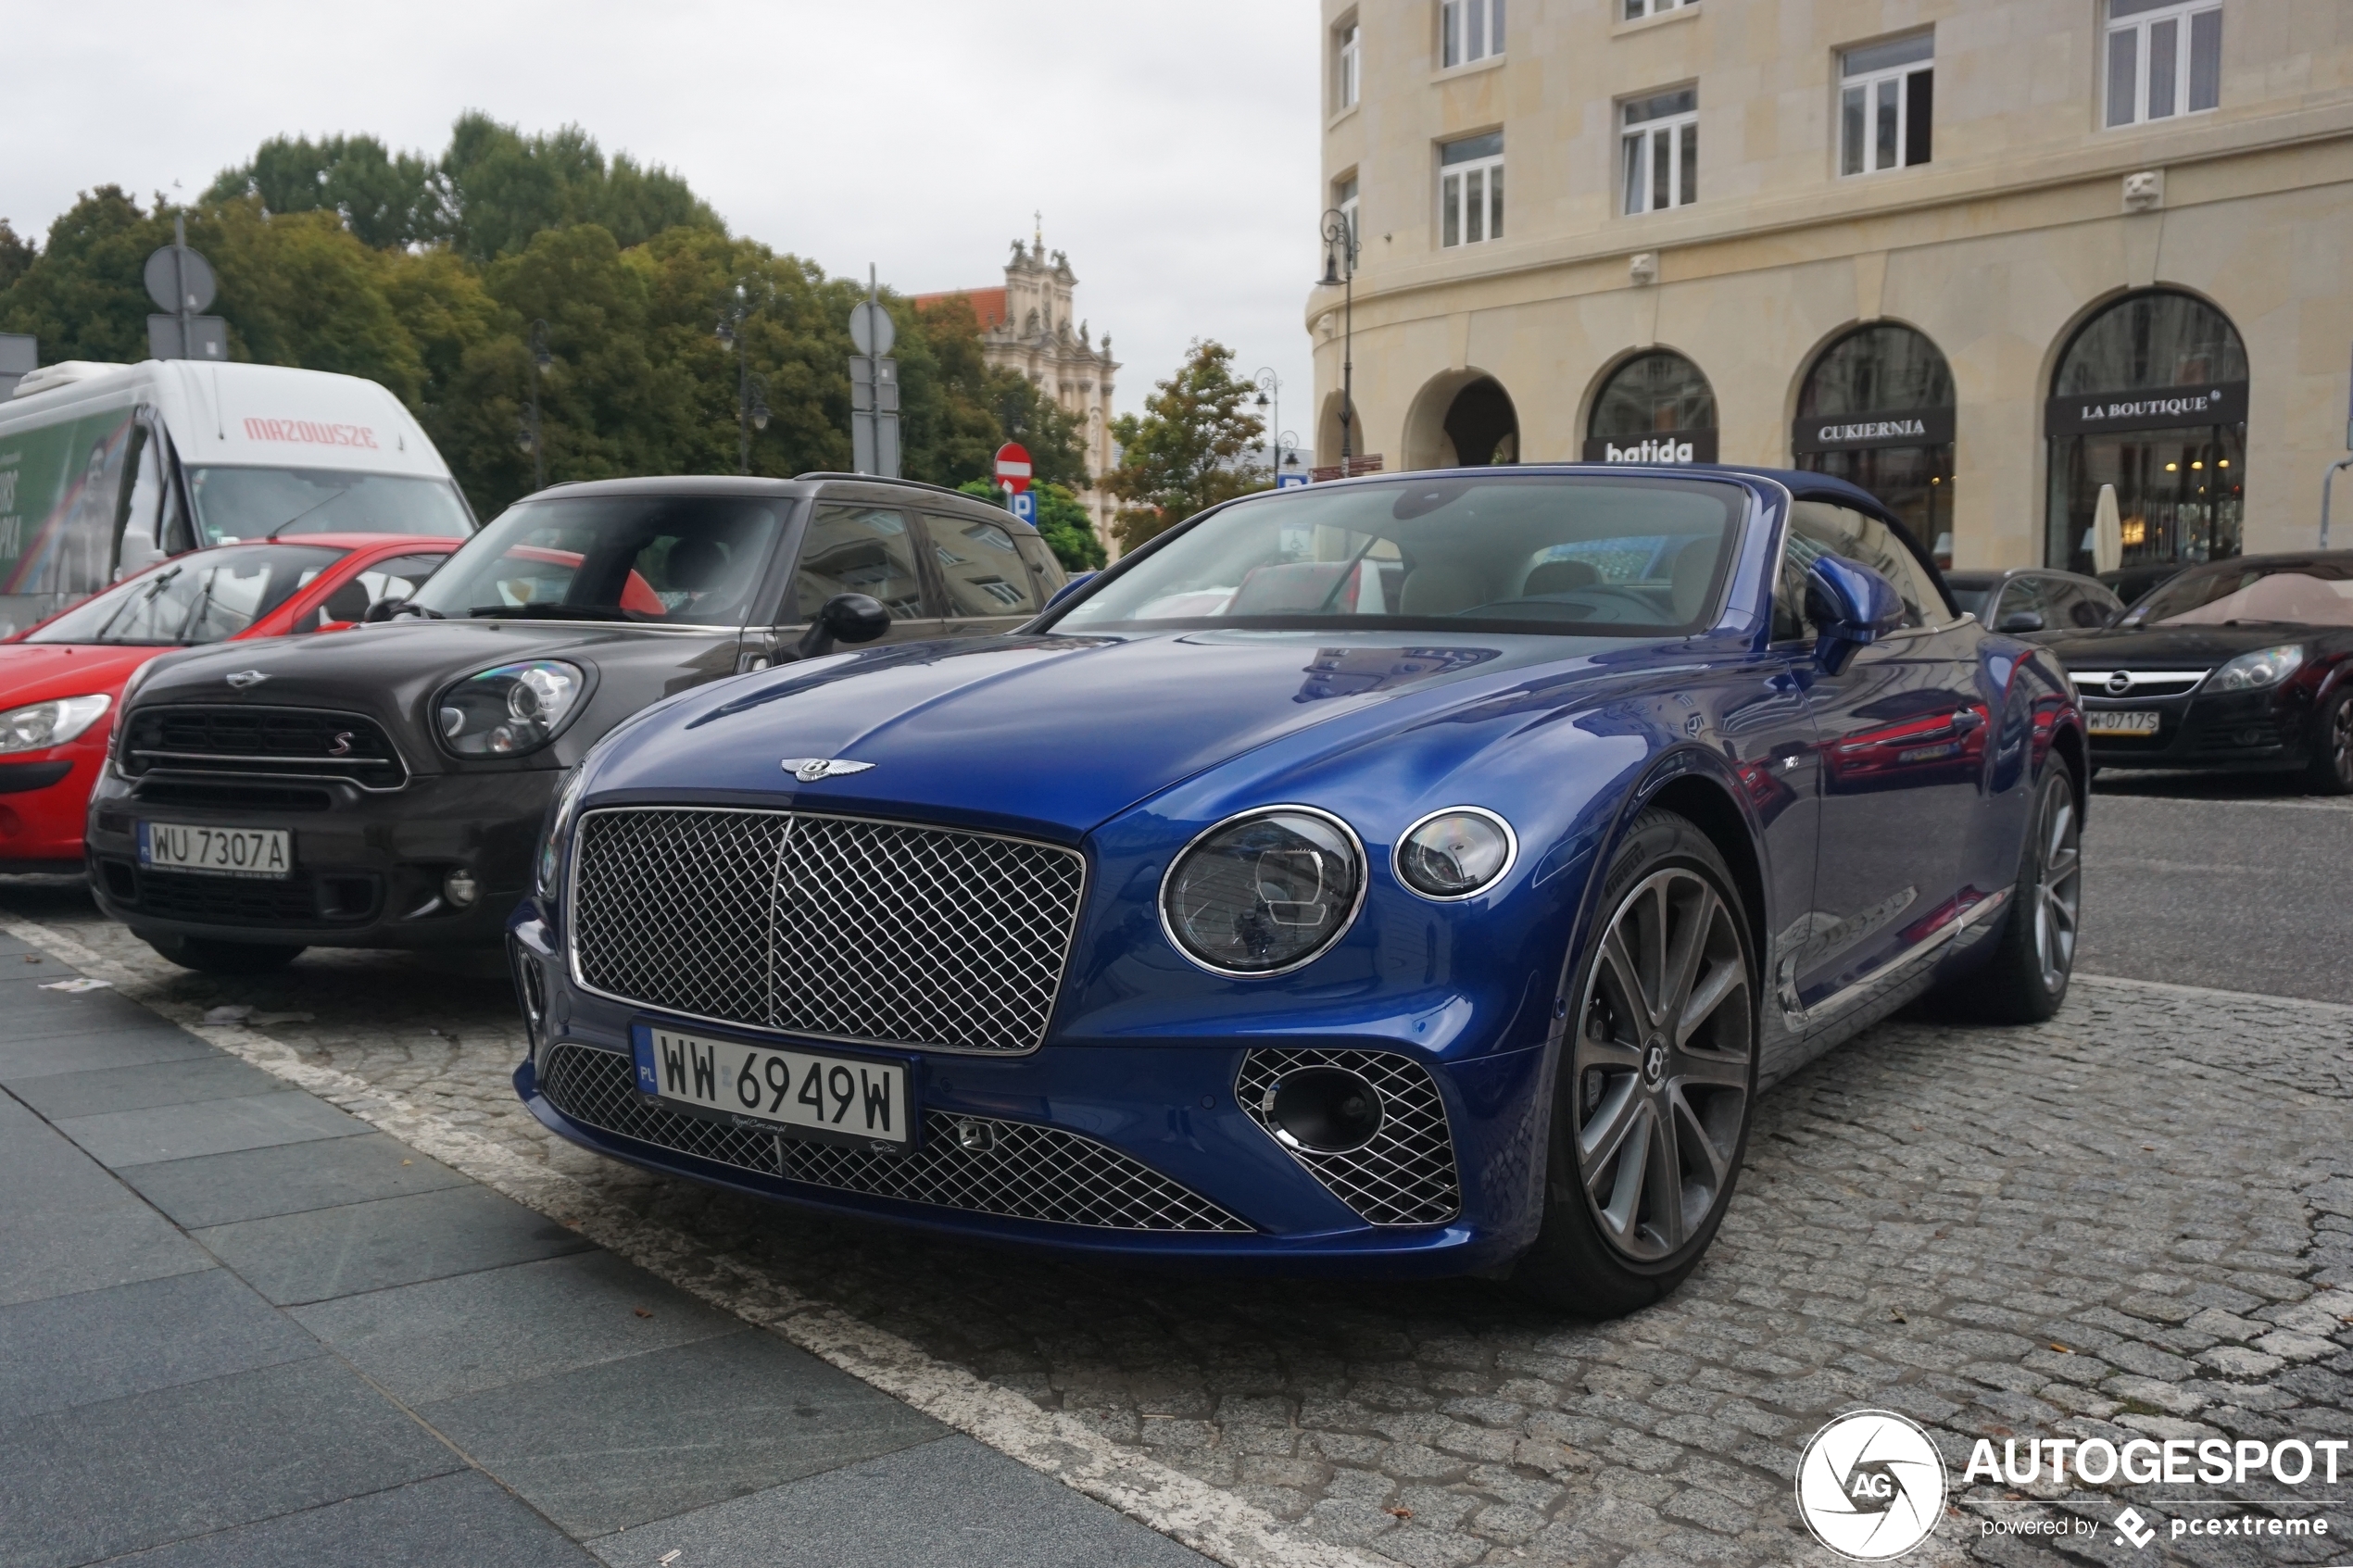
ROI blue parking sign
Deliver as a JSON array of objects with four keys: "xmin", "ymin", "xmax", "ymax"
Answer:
[
  {"xmin": 1276, "ymin": 471, "xmax": 1310, "ymax": 488},
  {"xmin": 1009, "ymin": 490, "xmax": 1038, "ymax": 524}
]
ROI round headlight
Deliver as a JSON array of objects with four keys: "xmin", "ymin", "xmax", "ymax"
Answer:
[
  {"xmin": 1160, "ymin": 807, "xmax": 1365, "ymax": 977},
  {"xmin": 436, "ymin": 660, "xmax": 586, "ymax": 758},
  {"xmin": 1395, "ymin": 808, "xmax": 1517, "ymax": 900}
]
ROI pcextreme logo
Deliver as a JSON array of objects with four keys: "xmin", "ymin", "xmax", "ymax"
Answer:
[{"xmin": 1795, "ymin": 1411, "xmax": 1948, "ymax": 1561}]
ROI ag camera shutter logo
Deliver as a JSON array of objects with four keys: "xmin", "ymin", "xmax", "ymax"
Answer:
[{"xmin": 1795, "ymin": 1410, "xmax": 1949, "ymax": 1560}]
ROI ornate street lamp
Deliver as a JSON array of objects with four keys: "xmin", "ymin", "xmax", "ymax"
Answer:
[
  {"xmin": 1251, "ymin": 367, "xmax": 1282, "ymax": 483},
  {"xmin": 715, "ymin": 282, "xmax": 770, "ymax": 475},
  {"xmin": 1318, "ymin": 208, "xmax": 1359, "ymax": 468},
  {"xmin": 521, "ymin": 318, "xmax": 550, "ymax": 492}
]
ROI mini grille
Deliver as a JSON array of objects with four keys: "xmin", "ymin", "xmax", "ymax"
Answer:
[
  {"xmin": 123, "ymin": 706, "xmax": 405, "ymax": 788},
  {"xmin": 570, "ymin": 808, "xmax": 1086, "ymax": 1055},
  {"xmin": 1237, "ymin": 1047, "xmax": 1461, "ymax": 1226},
  {"xmin": 538, "ymin": 1044, "xmax": 1248, "ymax": 1233}
]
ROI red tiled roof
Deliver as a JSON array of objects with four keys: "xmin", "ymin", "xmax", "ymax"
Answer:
[{"xmin": 911, "ymin": 287, "xmax": 1009, "ymax": 331}]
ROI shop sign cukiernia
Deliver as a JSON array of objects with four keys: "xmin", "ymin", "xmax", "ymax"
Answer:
[
  {"xmin": 2045, "ymin": 381, "xmax": 2247, "ymax": 437},
  {"xmin": 1790, "ymin": 407, "xmax": 1956, "ymax": 456}
]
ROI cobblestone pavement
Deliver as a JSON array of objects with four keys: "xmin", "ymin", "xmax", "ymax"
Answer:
[{"xmin": 6, "ymin": 880, "xmax": 2350, "ymax": 1567}]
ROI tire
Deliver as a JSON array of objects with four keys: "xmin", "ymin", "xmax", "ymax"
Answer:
[
  {"xmin": 142, "ymin": 935, "xmax": 306, "ymax": 975},
  {"xmin": 2308, "ymin": 687, "xmax": 2353, "ymax": 796},
  {"xmin": 1936, "ymin": 754, "xmax": 2082, "ymax": 1024},
  {"xmin": 1515, "ymin": 809, "xmax": 1758, "ymax": 1319}
]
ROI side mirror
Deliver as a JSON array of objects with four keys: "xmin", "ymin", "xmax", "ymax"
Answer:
[
  {"xmin": 794, "ymin": 593, "xmax": 891, "ymax": 660},
  {"xmin": 1043, "ymin": 571, "xmax": 1097, "ymax": 610},
  {"xmin": 1997, "ymin": 609, "xmax": 2045, "ymax": 633},
  {"xmin": 361, "ymin": 596, "xmax": 408, "ymax": 623},
  {"xmin": 1805, "ymin": 555, "xmax": 1904, "ymax": 672}
]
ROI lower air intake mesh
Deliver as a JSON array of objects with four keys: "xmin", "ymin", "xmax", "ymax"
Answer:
[{"xmin": 1237, "ymin": 1047, "xmax": 1461, "ymax": 1226}]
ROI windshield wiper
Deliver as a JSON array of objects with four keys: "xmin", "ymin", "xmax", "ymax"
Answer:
[
  {"xmin": 266, "ymin": 485, "xmax": 355, "ymax": 537},
  {"xmin": 466, "ymin": 605, "xmax": 651, "ymax": 622}
]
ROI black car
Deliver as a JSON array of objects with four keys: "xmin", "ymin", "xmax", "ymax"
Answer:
[
  {"xmin": 85, "ymin": 474, "xmax": 1069, "ymax": 972},
  {"xmin": 1943, "ymin": 567, "xmax": 2123, "ymax": 642},
  {"xmin": 2044, "ymin": 551, "xmax": 2353, "ymax": 793},
  {"xmin": 2098, "ymin": 561, "xmax": 2187, "ymax": 612}
]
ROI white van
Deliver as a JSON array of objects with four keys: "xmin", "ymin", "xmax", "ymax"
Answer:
[{"xmin": 0, "ymin": 359, "xmax": 473, "ymax": 635}]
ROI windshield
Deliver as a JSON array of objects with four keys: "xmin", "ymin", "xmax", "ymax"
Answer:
[
  {"xmin": 27, "ymin": 544, "xmax": 344, "ymax": 645},
  {"xmin": 408, "ymin": 495, "xmax": 785, "ymax": 625},
  {"xmin": 1053, "ymin": 475, "xmax": 1746, "ymax": 636},
  {"xmin": 188, "ymin": 467, "xmax": 474, "ymax": 544},
  {"xmin": 2135, "ymin": 559, "xmax": 2353, "ymax": 628}
]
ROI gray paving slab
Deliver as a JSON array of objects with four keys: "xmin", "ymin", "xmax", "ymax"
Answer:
[
  {"xmin": 0, "ymin": 1267, "xmax": 323, "ymax": 1422},
  {"xmin": 293, "ymin": 1248, "xmax": 744, "ymax": 1406},
  {"xmin": 6, "ymin": 1051, "xmax": 279, "ymax": 1120},
  {"xmin": 57, "ymin": 1087, "xmax": 367, "ymax": 1168},
  {"xmin": 107, "ymin": 1471, "xmax": 598, "ymax": 1568},
  {"xmin": 121, "ymin": 1130, "xmax": 473, "ymax": 1229},
  {"xmin": 195, "ymin": 1183, "xmax": 595, "ymax": 1306},
  {"xmin": 2, "ymin": 985, "xmax": 185, "ymax": 1039},
  {"xmin": 0, "ymin": 1355, "xmax": 461, "ymax": 1567},
  {"xmin": 589, "ymin": 1435, "xmax": 1211, "ymax": 1568},
  {"xmin": 0, "ymin": 1090, "xmax": 211, "ymax": 1308},
  {"xmin": 418, "ymin": 1329, "xmax": 947, "ymax": 1538},
  {"xmin": 0, "ymin": 1022, "xmax": 217, "ymax": 1080}
]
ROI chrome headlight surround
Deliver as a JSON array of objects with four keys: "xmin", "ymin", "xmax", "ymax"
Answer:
[
  {"xmin": 2207, "ymin": 644, "xmax": 2305, "ymax": 694},
  {"xmin": 1158, "ymin": 805, "xmax": 1367, "ymax": 979},
  {"xmin": 1392, "ymin": 806, "xmax": 1519, "ymax": 902},
  {"xmin": 0, "ymin": 694, "xmax": 112, "ymax": 754},
  {"xmin": 535, "ymin": 764, "xmax": 587, "ymax": 902},
  {"xmin": 434, "ymin": 659, "xmax": 589, "ymax": 759}
]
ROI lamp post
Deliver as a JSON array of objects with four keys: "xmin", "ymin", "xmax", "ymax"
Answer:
[
  {"xmin": 1279, "ymin": 429, "xmax": 1302, "ymax": 481},
  {"xmin": 1251, "ymin": 367, "xmax": 1282, "ymax": 484},
  {"xmin": 523, "ymin": 319, "xmax": 549, "ymax": 492},
  {"xmin": 715, "ymin": 282, "xmax": 768, "ymax": 476},
  {"xmin": 1318, "ymin": 207, "xmax": 1359, "ymax": 469}
]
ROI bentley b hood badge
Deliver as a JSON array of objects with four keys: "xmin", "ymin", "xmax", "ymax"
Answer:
[
  {"xmin": 225, "ymin": 671, "xmax": 271, "ymax": 690},
  {"xmin": 783, "ymin": 758, "xmax": 874, "ymax": 782}
]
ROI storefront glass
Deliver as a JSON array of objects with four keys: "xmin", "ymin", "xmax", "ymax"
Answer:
[
  {"xmin": 1793, "ymin": 324, "xmax": 1956, "ymax": 564},
  {"xmin": 1585, "ymin": 351, "xmax": 1717, "ymax": 464},
  {"xmin": 2045, "ymin": 290, "xmax": 2247, "ymax": 573}
]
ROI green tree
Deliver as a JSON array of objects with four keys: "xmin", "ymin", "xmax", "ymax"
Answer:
[
  {"xmin": 203, "ymin": 133, "xmax": 439, "ymax": 249},
  {"xmin": 0, "ymin": 186, "xmax": 170, "ymax": 362},
  {"xmin": 1104, "ymin": 339, "xmax": 1265, "ymax": 553},
  {"xmin": 439, "ymin": 113, "xmax": 720, "ymax": 264},
  {"xmin": 207, "ymin": 200, "xmax": 424, "ymax": 402},
  {"xmin": 0, "ymin": 220, "xmax": 33, "ymax": 294},
  {"xmin": 956, "ymin": 479, "xmax": 1105, "ymax": 572}
]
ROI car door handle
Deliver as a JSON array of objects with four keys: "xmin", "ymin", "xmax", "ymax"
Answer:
[{"xmin": 1947, "ymin": 709, "xmax": 1985, "ymax": 732}]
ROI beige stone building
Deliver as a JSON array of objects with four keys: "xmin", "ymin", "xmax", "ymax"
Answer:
[
  {"xmin": 1310, "ymin": 0, "xmax": 2353, "ymax": 572},
  {"xmin": 915, "ymin": 233, "xmax": 1121, "ymax": 543}
]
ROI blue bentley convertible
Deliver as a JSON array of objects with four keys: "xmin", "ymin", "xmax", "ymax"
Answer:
[{"xmin": 510, "ymin": 467, "xmax": 2083, "ymax": 1315}]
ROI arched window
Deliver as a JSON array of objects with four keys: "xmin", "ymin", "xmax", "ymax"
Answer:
[
  {"xmin": 1793, "ymin": 324, "xmax": 1957, "ymax": 564},
  {"xmin": 2045, "ymin": 290, "xmax": 2247, "ymax": 573},
  {"xmin": 1584, "ymin": 352, "xmax": 1717, "ymax": 464},
  {"xmin": 1442, "ymin": 377, "xmax": 1518, "ymax": 466}
]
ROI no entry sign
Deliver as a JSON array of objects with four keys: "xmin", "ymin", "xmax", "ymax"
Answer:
[{"xmin": 994, "ymin": 442, "xmax": 1033, "ymax": 494}]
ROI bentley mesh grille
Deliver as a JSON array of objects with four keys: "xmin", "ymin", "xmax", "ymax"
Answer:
[
  {"xmin": 570, "ymin": 807, "xmax": 1086, "ymax": 1055},
  {"xmin": 539, "ymin": 1044, "xmax": 1249, "ymax": 1233},
  {"xmin": 1237, "ymin": 1047, "xmax": 1461, "ymax": 1226}
]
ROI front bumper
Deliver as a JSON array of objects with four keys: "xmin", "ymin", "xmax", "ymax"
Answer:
[
  {"xmin": 0, "ymin": 742, "xmax": 106, "ymax": 872},
  {"xmin": 509, "ymin": 914, "xmax": 1550, "ymax": 1277},
  {"xmin": 2081, "ymin": 685, "xmax": 2314, "ymax": 772},
  {"xmin": 85, "ymin": 766, "xmax": 554, "ymax": 947}
]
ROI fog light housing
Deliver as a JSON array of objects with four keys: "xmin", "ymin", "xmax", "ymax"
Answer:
[
  {"xmin": 443, "ymin": 869, "xmax": 481, "ymax": 909},
  {"xmin": 1264, "ymin": 1066, "xmax": 1383, "ymax": 1153}
]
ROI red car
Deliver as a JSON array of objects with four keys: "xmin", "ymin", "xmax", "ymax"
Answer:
[{"xmin": 0, "ymin": 533, "xmax": 459, "ymax": 872}]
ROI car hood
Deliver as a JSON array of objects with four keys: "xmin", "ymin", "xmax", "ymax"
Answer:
[
  {"xmin": 0, "ymin": 643, "xmax": 161, "ymax": 708},
  {"xmin": 2045, "ymin": 621, "xmax": 2328, "ymax": 669},
  {"xmin": 586, "ymin": 629, "xmax": 1644, "ymax": 841},
  {"xmin": 122, "ymin": 619, "xmax": 745, "ymax": 772}
]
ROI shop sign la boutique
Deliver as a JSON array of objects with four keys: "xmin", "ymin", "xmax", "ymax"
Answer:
[{"xmin": 2045, "ymin": 381, "xmax": 2248, "ymax": 438}]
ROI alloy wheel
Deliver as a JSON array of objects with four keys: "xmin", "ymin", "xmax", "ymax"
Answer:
[
  {"xmin": 2032, "ymin": 780, "xmax": 2082, "ymax": 991},
  {"xmin": 1571, "ymin": 868, "xmax": 1754, "ymax": 1263}
]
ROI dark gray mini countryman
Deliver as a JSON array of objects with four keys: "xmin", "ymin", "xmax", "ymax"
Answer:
[{"xmin": 85, "ymin": 473, "xmax": 1067, "ymax": 972}]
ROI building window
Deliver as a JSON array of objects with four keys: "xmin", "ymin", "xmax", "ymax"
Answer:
[
  {"xmin": 1621, "ymin": 89, "xmax": 1697, "ymax": 215},
  {"xmin": 1441, "ymin": 0, "xmax": 1504, "ymax": 69},
  {"xmin": 1793, "ymin": 324, "xmax": 1957, "ymax": 564},
  {"xmin": 1439, "ymin": 133, "xmax": 1503, "ymax": 247},
  {"xmin": 1585, "ymin": 351, "xmax": 1718, "ymax": 463},
  {"xmin": 1335, "ymin": 19, "xmax": 1361, "ymax": 111},
  {"xmin": 1840, "ymin": 33, "xmax": 1932, "ymax": 175},
  {"xmin": 2106, "ymin": 0, "xmax": 2221, "ymax": 128},
  {"xmin": 1336, "ymin": 175, "xmax": 1360, "ymax": 251},
  {"xmin": 1623, "ymin": 0, "xmax": 1692, "ymax": 19}
]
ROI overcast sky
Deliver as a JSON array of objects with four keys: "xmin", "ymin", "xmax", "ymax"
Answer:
[{"xmin": 4, "ymin": 0, "xmax": 1324, "ymax": 442}]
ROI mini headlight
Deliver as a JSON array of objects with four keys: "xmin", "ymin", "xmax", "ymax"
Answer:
[
  {"xmin": 1160, "ymin": 807, "xmax": 1365, "ymax": 977},
  {"xmin": 1395, "ymin": 808, "xmax": 1517, "ymax": 900},
  {"xmin": 436, "ymin": 660, "xmax": 585, "ymax": 758},
  {"xmin": 537, "ymin": 764, "xmax": 585, "ymax": 898},
  {"xmin": 2207, "ymin": 644, "xmax": 2304, "ymax": 693},
  {"xmin": 0, "ymin": 694, "xmax": 111, "ymax": 754}
]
